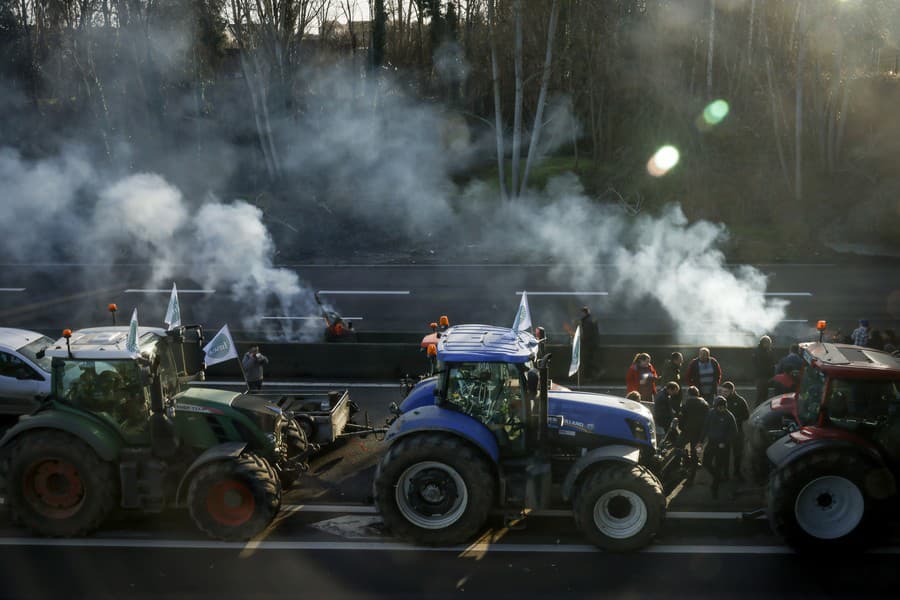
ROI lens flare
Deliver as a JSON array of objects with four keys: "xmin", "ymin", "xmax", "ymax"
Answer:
[
  {"xmin": 647, "ymin": 145, "xmax": 680, "ymax": 177},
  {"xmin": 702, "ymin": 100, "xmax": 730, "ymax": 126}
]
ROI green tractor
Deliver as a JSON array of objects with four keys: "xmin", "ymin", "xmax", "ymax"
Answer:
[{"xmin": 0, "ymin": 325, "xmax": 310, "ymax": 540}]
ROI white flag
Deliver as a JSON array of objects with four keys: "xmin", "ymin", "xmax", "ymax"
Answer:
[
  {"xmin": 164, "ymin": 283, "xmax": 181, "ymax": 330},
  {"xmin": 512, "ymin": 291, "xmax": 532, "ymax": 332},
  {"xmin": 125, "ymin": 309, "xmax": 140, "ymax": 354},
  {"xmin": 568, "ymin": 325, "xmax": 582, "ymax": 378},
  {"xmin": 203, "ymin": 325, "xmax": 239, "ymax": 366}
]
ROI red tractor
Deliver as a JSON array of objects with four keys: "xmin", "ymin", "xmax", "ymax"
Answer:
[{"xmin": 752, "ymin": 341, "xmax": 900, "ymax": 549}]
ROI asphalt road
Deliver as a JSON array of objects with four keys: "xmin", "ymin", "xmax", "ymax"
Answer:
[
  {"xmin": 1, "ymin": 383, "xmax": 899, "ymax": 599},
  {"xmin": 1, "ymin": 259, "xmax": 898, "ymax": 343}
]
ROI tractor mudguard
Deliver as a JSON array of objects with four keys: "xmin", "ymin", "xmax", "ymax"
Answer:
[
  {"xmin": 398, "ymin": 378, "xmax": 437, "ymax": 413},
  {"xmin": 0, "ymin": 411, "xmax": 122, "ymax": 462},
  {"xmin": 766, "ymin": 432, "xmax": 883, "ymax": 469},
  {"xmin": 175, "ymin": 442, "xmax": 247, "ymax": 506},
  {"xmin": 384, "ymin": 404, "xmax": 500, "ymax": 463},
  {"xmin": 560, "ymin": 445, "xmax": 641, "ymax": 503}
]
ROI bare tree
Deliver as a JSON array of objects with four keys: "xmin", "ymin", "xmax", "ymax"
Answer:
[{"xmin": 487, "ymin": 0, "xmax": 507, "ymax": 201}]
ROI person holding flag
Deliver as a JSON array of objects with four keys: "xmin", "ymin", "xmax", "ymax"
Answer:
[{"xmin": 241, "ymin": 345, "xmax": 269, "ymax": 392}]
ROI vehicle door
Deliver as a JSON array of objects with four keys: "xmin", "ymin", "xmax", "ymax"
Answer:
[{"xmin": 0, "ymin": 351, "xmax": 44, "ymax": 414}]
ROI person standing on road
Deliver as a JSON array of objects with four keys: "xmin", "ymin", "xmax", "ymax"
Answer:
[
  {"xmin": 626, "ymin": 353, "xmax": 658, "ymax": 403},
  {"xmin": 719, "ymin": 381, "xmax": 749, "ymax": 482},
  {"xmin": 685, "ymin": 347, "xmax": 722, "ymax": 402},
  {"xmin": 653, "ymin": 381, "xmax": 682, "ymax": 434},
  {"xmin": 775, "ymin": 343, "xmax": 803, "ymax": 375},
  {"xmin": 751, "ymin": 336, "xmax": 775, "ymax": 408},
  {"xmin": 242, "ymin": 345, "xmax": 269, "ymax": 392},
  {"xmin": 660, "ymin": 351, "xmax": 683, "ymax": 387},
  {"xmin": 704, "ymin": 396, "xmax": 738, "ymax": 499},
  {"xmin": 851, "ymin": 319, "xmax": 870, "ymax": 347},
  {"xmin": 680, "ymin": 386, "xmax": 709, "ymax": 486}
]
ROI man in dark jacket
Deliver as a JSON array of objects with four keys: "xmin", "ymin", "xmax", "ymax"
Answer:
[
  {"xmin": 776, "ymin": 343, "xmax": 804, "ymax": 375},
  {"xmin": 705, "ymin": 396, "xmax": 738, "ymax": 498},
  {"xmin": 679, "ymin": 386, "xmax": 709, "ymax": 486},
  {"xmin": 751, "ymin": 336, "xmax": 775, "ymax": 408},
  {"xmin": 653, "ymin": 381, "xmax": 682, "ymax": 434},
  {"xmin": 242, "ymin": 345, "xmax": 269, "ymax": 392},
  {"xmin": 578, "ymin": 306, "xmax": 600, "ymax": 379},
  {"xmin": 719, "ymin": 381, "xmax": 750, "ymax": 481},
  {"xmin": 685, "ymin": 347, "xmax": 723, "ymax": 402},
  {"xmin": 660, "ymin": 352, "xmax": 683, "ymax": 387}
]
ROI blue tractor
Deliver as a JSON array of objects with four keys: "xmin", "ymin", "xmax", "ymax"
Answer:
[{"xmin": 375, "ymin": 324, "xmax": 683, "ymax": 552}]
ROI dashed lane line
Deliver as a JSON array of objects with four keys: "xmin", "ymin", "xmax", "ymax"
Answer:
[
  {"xmin": 260, "ymin": 316, "xmax": 364, "ymax": 321},
  {"xmin": 317, "ymin": 290, "xmax": 410, "ymax": 295},
  {"xmin": 124, "ymin": 289, "xmax": 215, "ymax": 294},
  {"xmin": 515, "ymin": 291, "xmax": 608, "ymax": 296},
  {"xmin": 0, "ymin": 288, "xmax": 25, "ymax": 292}
]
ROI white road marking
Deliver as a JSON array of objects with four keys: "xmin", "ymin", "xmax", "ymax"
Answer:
[
  {"xmin": 283, "ymin": 504, "xmax": 377, "ymax": 514},
  {"xmin": 124, "ymin": 289, "xmax": 215, "ymax": 294},
  {"xmin": 515, "ymin": 291, "xmax": 608, "ymax": 296},
  {"xmin": 317, "ymin": 290, "xmax": 410, "ymax": 295},
  {"xmin": 0, "ymin": 536, "xmax": 896, "ymax": 554},
  {"xmin": 779, "ymin": 320, "xmax": 809, "ymax": 323},
  {"xmin": 763, "ymin": 292, "xmax": 812, "ymax": 297},
  {"xmin": 260, "ymin": 316, "xmax": 364, "ymax": 321},
  {"xmin": 0, "ymin": 288, "xmax": 25, "ymax": 292}
]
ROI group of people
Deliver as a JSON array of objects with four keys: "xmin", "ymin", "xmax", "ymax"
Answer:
[{"xmin": 624, "ymin": 348, "xmax": 749, "ymax": 499}]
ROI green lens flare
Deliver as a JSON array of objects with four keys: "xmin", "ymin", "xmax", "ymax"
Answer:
[{"xmin": 703, "ymin": 100, "xmax": 730, "ymax": 125}]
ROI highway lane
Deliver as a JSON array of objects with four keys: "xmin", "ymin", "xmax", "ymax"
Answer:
[{"xmin": 0, "ymin": 260, "xmax": 897, "ymax": 343}]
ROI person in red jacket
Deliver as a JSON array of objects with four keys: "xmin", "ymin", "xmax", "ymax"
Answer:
[
  {"xmin": 626, "ymin": 352, "xmax": 658, "ymax": 402},
  {"xmin": 685, "ymin": 347, "xmax": 723, "ymax": 401}
]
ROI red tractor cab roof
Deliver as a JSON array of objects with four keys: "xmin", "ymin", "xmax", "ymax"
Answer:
[{"xmin": 800, "ymin": 342, "xmax": 900, "ymax": 381}]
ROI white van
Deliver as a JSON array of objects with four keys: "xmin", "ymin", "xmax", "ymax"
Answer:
[{"xmin": 0, "ymin": 328, "xmax": 54, "ymax": 414}]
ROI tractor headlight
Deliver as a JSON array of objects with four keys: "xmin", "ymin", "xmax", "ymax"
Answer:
[{"xmin": 626, "ymin": 418, "xmax": 651, "ymax": 444}]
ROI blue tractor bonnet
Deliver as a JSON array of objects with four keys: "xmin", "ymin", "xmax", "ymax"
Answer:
[{"xmin": 437, "ymin": 324, "xmax": 538, "ymax": 364}]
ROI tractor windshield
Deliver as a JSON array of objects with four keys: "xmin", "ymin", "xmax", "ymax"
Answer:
[
  {"xmin": 444, "ymin": 362, "xmax": 526, "ymax": 448},
  {"xmin": 825, "ymin": 378, "xmax": 900, "ymax": 427},
  {"xmin": 52, "ymin": 358, "xmax": 150, "ymax": 429}
]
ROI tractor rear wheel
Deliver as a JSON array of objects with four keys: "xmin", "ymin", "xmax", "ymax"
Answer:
[
  {"xmin": 188, "ymin": 452, "xmax": 282, "ymax": 541},
  {"xmin": 573, "ymin": 463, "xmax": 666, "ymax": 552},
  {"xmin": 767, "ymin": 451, "xmax": 886, "ymax": 550},
  {"xmin": 7, "ymin": 430, "xmax": 118, "ymax": 537},
  {"xmin": 374, "ymin": 435, "xmax": 494, "ymax": 546}
]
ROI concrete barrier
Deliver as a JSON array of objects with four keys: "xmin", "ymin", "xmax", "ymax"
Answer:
[{"xmin": 205, "ymin": 341, "xmax": 777, "ymax": 385}]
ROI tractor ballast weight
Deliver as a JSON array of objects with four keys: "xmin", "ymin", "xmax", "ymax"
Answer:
[{"xmin": 375, "ymin": 324, "xmax": 681, "ymax": 552}]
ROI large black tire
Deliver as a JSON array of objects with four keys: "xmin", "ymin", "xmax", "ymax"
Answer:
[
  {"xmin": 6, "ymin": 430, "xmax": 118, "ymax": 537},
  {"xmin": 280, "ymin": 420, "xmax": 309, "ymax": 488},
  {"xmin": 187, "ymin": 452, "xmax": 282, "ymax": 541},
  {"xmin": 374, "ymin": 434, "xmax": 495, "ymax": 546},
  {"xmin": 767, "ymin": 451, "xmax": 887, "ymax": 551},
  {"xmin": 573, "ymin": 463, "xmax": 666, "ymax": 552}
]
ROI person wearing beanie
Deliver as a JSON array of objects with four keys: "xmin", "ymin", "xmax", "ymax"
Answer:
[{"xmin": 704, "ymin": 396, "xmax": 738, "ymax": 499}]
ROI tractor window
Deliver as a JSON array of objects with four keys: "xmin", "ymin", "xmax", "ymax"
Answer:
[
  {"xmin": 53, "ymin": 358, "xmax": 149, "ymax": 431},
  {"xmin": 797, "ymin": 367, "xmax": 826, "ymax": 424},
  {"xmin": 445, "ymin": 362, "xmax": 526, "ymax": 446},
  {"xmin": 827, "ymin": 379, "xmax": 900, "ymax": 427}
]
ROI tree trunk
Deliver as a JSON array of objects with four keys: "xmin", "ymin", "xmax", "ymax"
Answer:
[
  {"xmin": 511, "ymin": 0, "xmax": 524, "ymax": 198},
  {"xmin": 747, "ymin": 0, "xmax": 756, "ymax": 66},
  {"xmin": 488, "ymin": 0, "xmax": 507, "ymax": 202},
  {"xmin": 521, "ymin": 0, "xmax": 560, "ymax": 194},
  {"xmin": 706, "ymin": 0, "xmax": 715, "ymax": 98},
  {"xmin": 794, "ymin": 5, "xmax": 805, "ymax": 203}
]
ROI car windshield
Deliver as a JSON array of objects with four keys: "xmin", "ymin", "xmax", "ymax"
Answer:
[{"xmin": 17, "ymin": 336, "xmax": 53, "ymax": 372}]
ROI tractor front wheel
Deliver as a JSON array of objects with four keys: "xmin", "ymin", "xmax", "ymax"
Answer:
[
  {"xmin": 374, "ymin": 435, "xmax": 494, "ymax": 546},
  {"xmin": 573, "ymin": 463, "xmax": 666, "ymax": 552},
  {"xmin": 7, "ymin": 431, "xmax": 118, "ymax": 537},
  {"xmin": 188, "ymin": 452, "xmax": 282, "ymax": 541}
]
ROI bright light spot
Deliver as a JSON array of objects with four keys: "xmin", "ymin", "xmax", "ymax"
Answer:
[
  {"xmin": 703, "ymin": 99, "xmax": 730, "ymax": 125},
  {"xmin": 647, "ymin": 145, "xmax": 680, "ymax": 177}
]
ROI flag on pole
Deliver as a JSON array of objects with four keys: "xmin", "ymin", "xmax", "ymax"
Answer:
[
  {"xmin": 512, "ymin": 291, "xmax": 532, "ymax": 332},
  {"xmin": 164, "ymin": 283, "xmax": 181, "ymax": 330},
  {"xmin": 125, "ymin": 309, "xmax": 140, "ymax": 354},
  {"xmin": 203, "ymin": 325, "xmax": 239, "ymax": 366},
  {"xmin": 568, "ymin": 324, "xmax": 582, "ymax": 377}
]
